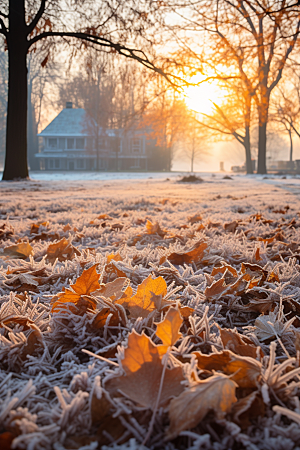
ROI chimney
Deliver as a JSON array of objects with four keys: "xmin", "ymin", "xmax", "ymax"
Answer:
[{"xmin": 66, "ymin": 102, "xmax": 73, "ymax": 109}]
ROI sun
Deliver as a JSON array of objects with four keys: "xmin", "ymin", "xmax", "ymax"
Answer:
[{"xmin": 182, "ymin": 77, "xmax": 223, "ymax": 115}]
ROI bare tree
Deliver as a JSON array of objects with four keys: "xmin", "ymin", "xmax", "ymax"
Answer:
[
  {"xmin": 0, "ymin": 0, "xmax": 173, "ymax": 180},
  {"xmin": 162, "ymin": 0, "xmax": 300, "ymax": 173}
]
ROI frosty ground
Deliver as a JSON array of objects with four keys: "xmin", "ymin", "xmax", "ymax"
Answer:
[{"xmin": 1, "ymin": 173, "xmax": 300, "ymax": 450}]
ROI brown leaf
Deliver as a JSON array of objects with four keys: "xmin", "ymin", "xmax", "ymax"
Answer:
[
  {"xmin": 193, "ymin": 350, "xmax": 262, "ymax": 388},
  {"xmin": 0, "ymin": 432, "xmax": 15, "ymax": 450},
  {"xmin": 95, "ymin": 277, "xmax": 129, "ymax": 301},
  {"xmin": 146, "ymin": 219, "xmax": 166, "ymax": 237},
  {"xmin": 105, "ymin": 330, "xmax": 184, "ymax": 410},
  {"xmin": 20, "ymin": 323, "xmax": 44, "ymax": 360},
  {"xmin": 232, "ymin": 391, "xmax": 265, "ymax": 428},
  {"xmin": 188, "ymin": 214, "xmax": 202, "ymax": 224},
  {"xmin": 3, "ymin": 243, "xmax": 33, "ymax": 259},
  {"xmin": 218, "ymin": 326, "xmax": 264, "ymax": 359},
  {"xmin": 30, "ymin": 221, "xmax": 49, "ymax": 234},
  {"xmin": 205, "ymin": 278, "xmax": 226, "ymax": 298},
  {"xmin": 167, "ymin": 241, "xmax": 208, "ymax": 265},
  {"xmin": 224, "ymin": 221, "xmax": 238, "ymax": 232},
  {"xmin": 211, "ymin": 263, "xmax": 238, "ymax": 278},
  {"xmin": 167, "ymin": 374, "xmax": 237, "ymax": 440},
  {"xmin": 155, "ymin": 307, "xmax": 183, "ymax": 347},
  {"xmin": 47, "ymin": 238, "xmax": 81, "ymax": 263},
  {"xmin": 91, "ymin": 307, "xmax": 120, "ymax": 329}
]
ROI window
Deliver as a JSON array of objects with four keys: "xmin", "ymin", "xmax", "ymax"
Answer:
[
  {"xmin": 48, "ymin": 138, "xmax": 57, "ymax": 149},
  {"xmin": 58, "ymin": 138, "xmax": 65, "ymax": 149},
  {"xmin": 76, "ymin": 138, "xmax": 85, "ymax": 149},
  {"xmin": 67, "ymin": 138, "xmax": 75, "ymax": 149},
  {"xmin": 55, "ymin": 159, "xmax": 60, "ymax": 169},
  {"xmin": 86, "ymin": 137, "xmax": 93, "ymax": 150},
  {"xmin": 49, "ymin": 159, "xmax": 54, "ymax": 169},
  {"xmin": 132, "ymin": 138, "xmax": 141, "ymax": 153},
  {"xmin": 76, "ymin": 159, "xmax": 84, "ymax": 169}
]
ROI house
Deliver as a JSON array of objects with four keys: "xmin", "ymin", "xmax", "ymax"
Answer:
[{"xmin": 36, "ymin": 102, "xmax": 164, "ymax": 171}]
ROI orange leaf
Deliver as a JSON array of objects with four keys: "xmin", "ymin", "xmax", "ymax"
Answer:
[
  {"xmin": 155, "ymin": 307, "xmax": 183, "ymax": 347},
  {"xmin": 115, "ymin": 275, "xmax": 168, "ymax": 318},
  {"xmin": 47, "ymin": 238, "xmax": 81, "ymax": 263},
  {"xmin": 193, "ymin": 350, "xmax": 262, "ymax": 388},
  {"xmin": 3, "ymin": 242, "xmax": 33, "ymax": 259},
  {"xmin": 211, "ymin": 263, "xmax": 238, "ymax": 278},
  {"xmin": 167, "ymin": 374, "xmax": 237, "ymax": 440},
  {"xmin": 188, "ymin": 214, "xmax": 202, "ymax": 224},
  {"xmin": 146, "ymin": 219, "xmax": 166, "ymax": 237},
  {"xmin": 105, "ymin": 330, "xmax": 184, "ymax": 410},
  {"xmin": 167, "ymin": 241, "xmax": 208, "ymax": 265},
  {"xmin": 51, "ymin": 265, "xmax": 100, "ymax": 312}
]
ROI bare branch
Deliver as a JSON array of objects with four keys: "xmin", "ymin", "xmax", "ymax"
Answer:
[{"xmin": 27, "ymin": 0, "xmax": 47, "ymax": 34}]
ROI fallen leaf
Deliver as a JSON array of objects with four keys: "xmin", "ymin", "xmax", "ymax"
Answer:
[
  {"xmin": 20, "ymin": 323, "xmax": 44, "ymax": 360},
  {"xmin": 3, "ymin": 242, "xmax": 33, "ymax": 259},
  {"xmin": 115, "ymin": 275, "xmax": 168, "ymax": 318},
  {"xmin": 167, "ymin": 374, "xmax": 237, "ymax": 440},
  {"xmin": 193, "ymin": 350, "xmax": 262, "ymax": 388},
  {"xmin": 92, "ymin": 308, "xmax": 120, "ymax": 329},
  {"xmin": 47, "ymin": 238, "xmax": 81, "ymax": 263},
  {"xmin": 218, "ymin": 326, "xmax": 263, "ymax": 359},
  {"xmin": 167, "ymin": 241, "xmax": 208, "ymax": 266},
  {"xmin": 211, "ymin": 263, "xmax": 238, "ymax": 278},
  {"xmin": 205, "ymin": 278, "xmax": 226, "ymax": 298},
  {"xmin": 232, "ymin": 391, "xmax": 265, "ymax": 428},
  {"xmin": 106, "ymin": 253, "xmax": 123, "ymax": 264},
  {"xmin": 30, "ymin": 221, "xmax": 49, "ymax": 234},
  {"xmin": 155, "ymin": 307, "xmax": 183, "ymax": 347},
  {"xmin": 0, "ymin": 432, "xmax": 15, "ymax": 450},
  {"xmin": 146, "ymin": 219, "xmax": 166, "ymax": 237},
  {"xmin": 188, "ymin": 214, "xmax": 202, "ymax": 224},
  {"xmin": 255, "ymin": 247, "xmax": 262, "ymax": 262},
  {"xmin": 51, "ymin": 265, "xmax": 100, "ymax": 312},
  {"xmin": 224, "ymin": 221, "xmax": 238, "ymax": 232},
  {"xmin": 105, "ymin": 330, "xmax": 184, "ymax": 410},
  {"xmin": 95, "ymin": 277, "xmax": 129, "ymax": 301},
  {"xmin": 255, "ymin": 313, "xmax": 285, "ymax": 342}
]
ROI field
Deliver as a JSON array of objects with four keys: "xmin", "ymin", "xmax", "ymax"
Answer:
[{"xmin": 1, "ymin": 173, "xmax": 300, "ymax": 450}]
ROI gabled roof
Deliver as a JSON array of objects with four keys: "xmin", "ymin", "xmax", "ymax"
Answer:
[{"xmin": 38, "ymin": 108, "xmax": 91, "ymax": 137}]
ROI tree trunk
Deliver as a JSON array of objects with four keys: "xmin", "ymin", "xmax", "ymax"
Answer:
[
  {"xmin": 244, "ymin": 125, "xmax": 253, "ymax": 174},
  {"xmin": 288, "ymin": 128, "xmax": 293, "ymax": 163},
  {"xmin": 27, "ymin": 79, "xmax": 39, "ymax": 170},
  {"xmin": 3, "ymin": 0, "xmax": 29, "ymax": 180},
  {"xmin": 257, "ymin": 95, "xmax": 269, "ymax": 175}
]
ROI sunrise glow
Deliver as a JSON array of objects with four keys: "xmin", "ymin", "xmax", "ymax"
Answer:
[{"xmin": 183, "ymin": 77, "xmax": 223, "ymax": 115}]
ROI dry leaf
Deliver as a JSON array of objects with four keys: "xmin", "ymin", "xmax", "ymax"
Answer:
[
  {"xmin": 146, "ymin": 219, "xmax": 166, "ymax": 237},
  {"xmin": 0, "ymin": 432, "xmax": 15, "ymax": 450},
  {"xmin": 205, "ymin": 278, "xmax": 226, "ymax": 298},
  {"xmin": 3, "ymin": 242, "xmax": 33, "ymax": 259},
  {"xmin": 47, "ymin": 238, "xmax": 81, "ymax": 263},
  {"xmin": 218, "ymin": 326, "xmax": 263, "ymax": 359},
  {"xmin": 155, "ymin": 307, "xmax": 183, "ymax": 347},
  {"xmin": 167, "ymin": 374, "xmax": 237, "ymax": 440},
  {"xmin": 95, "ymin": 277, "xmax": 129, "ymax": 301},
  {"xmin": 91, "ymin": 307, "xmax": 120, "ymax": 329},
  {"xmin": 224, "ymin": 221, "xmax": 238, "ymax": 232},
  {"xmin": 211, "ymin": 263, "xmax": 238, "ymax": 278},
  {"xmin": 105, "ymin": 330, "xmax": 184, "ymax": 410},
  {"xmin": 30, "ymin": 221, "xmax": 49, "ymax": 234},
  {"xmin": 167, "ymin": 241, "xmax": 208, "ymax": 265},
  {"xmin": 188, "ymin": 214, "xmax": 202, "ymax": 224},
  {"xmin": 51, "ymin": 265, "xmax": 100, "ymax": 312},
  {"xmin": 232, "ymin": 391, "xmax": 265, "ymax": 428},
  {"xmin": 193, "ymin": 350, "xmax": 262, "ymax": 388},
  {"xmin": 115, "ymin": 275, "xmax": 168, "ymax": 319},
  {"xmin": 255, "ymin": 313, "xmax": 285, "ymax": 342}
]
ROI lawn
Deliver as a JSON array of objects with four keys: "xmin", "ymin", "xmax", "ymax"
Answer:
[{"xmin": 1, "ymin": 173, "xmax": 300, "ymax": 450}]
